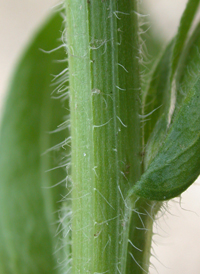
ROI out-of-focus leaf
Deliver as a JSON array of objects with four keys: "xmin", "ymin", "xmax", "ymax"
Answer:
[{"xmin": 0, "ymin": 12, "xmax": 69, "ymax": 273}]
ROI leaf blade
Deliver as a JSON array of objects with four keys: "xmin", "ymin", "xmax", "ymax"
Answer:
[
  {"xmin": 130, "ymin": 16, "xmax": 200, "ymax": 201},
  {"xmin": 0, "ymin": 12, "xmax": 69, "ymax": 273},
  {"xmin": 129, "ymin": 80, "xmax": 200, "ymax": 201}
]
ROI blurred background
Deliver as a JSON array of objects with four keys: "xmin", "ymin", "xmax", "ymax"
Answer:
[{"xmin": 0, "ymin": 0, "xmax": 200, "ymax": 273}]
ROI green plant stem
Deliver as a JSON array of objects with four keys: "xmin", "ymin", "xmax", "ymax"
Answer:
[
  {"xmin": 126, "ymin": 198, "xmax": 160, "ymax": 274},
  {"xmin": 65, "ymin": 0, "xmax": 156, "ymax": 273}
]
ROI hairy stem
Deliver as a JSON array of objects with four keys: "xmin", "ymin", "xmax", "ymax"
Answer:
[{"xmin": 65, "ymin": 0, "xmax": 155, "ymax": 273}]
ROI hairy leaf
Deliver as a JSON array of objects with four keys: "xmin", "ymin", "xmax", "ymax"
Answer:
[
  {"xmin": 142, "ymin": 40, "xmax": 174, "ymax": 150},
  {"xmin": 175, "ymin": 23, "xmax": 200, "ymax": 112},
  {"xmin": 142, "ymin": 0, "xmax": 200, "ymax": 168},
  {"xmin": 129, "ymin": 79, "xmax": 200, "ymax": 200},
  {"xmin": 130, "ymin": 2, "xmax": 200, "ymax": 201}
]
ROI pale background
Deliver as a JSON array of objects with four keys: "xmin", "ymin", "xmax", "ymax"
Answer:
[{"xmin": 1, "ymin": 1, "xmax": 200, "ymax": 273}]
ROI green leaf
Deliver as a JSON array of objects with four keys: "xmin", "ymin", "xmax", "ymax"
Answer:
[
  {"xmin": 175, "ymin": 23, "xmax": 200, "ymax": 113},
  {"xmin": 171, "ymin": 0, "xmax": 200, "ymax": 79},
  {"xmin": 142, "ymin": 40, "xmax": 174, "ymax": 150},
  {"xmin": 128, "ymin": 78, "xmax": 200, "ymax": 201},
  {"xmin": 129, "ymin": 2, "xmax": 200, "ymax": 201},
  {"xmin": 142, "ymin": 0, "xmax": 200, "ymax": 168},
  {"xmin": 0, "ymin": 12, "xmax": 69, "ymax": 273}
]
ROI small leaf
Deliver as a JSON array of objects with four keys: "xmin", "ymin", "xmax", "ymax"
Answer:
[
  {"xmin": 129, "ymin": 11, "xmax": 200, "ymax": 201},
  {"xmin": 0, "ymin": 12, "xmax": 69, "ymax": 273},
  {"xmin": 129, "ymin": 79, "xmax": 200, "ymax": 201},
  {"xmin": 142, "ymin": 0, "xmax": 200, "ymax": 168}
]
